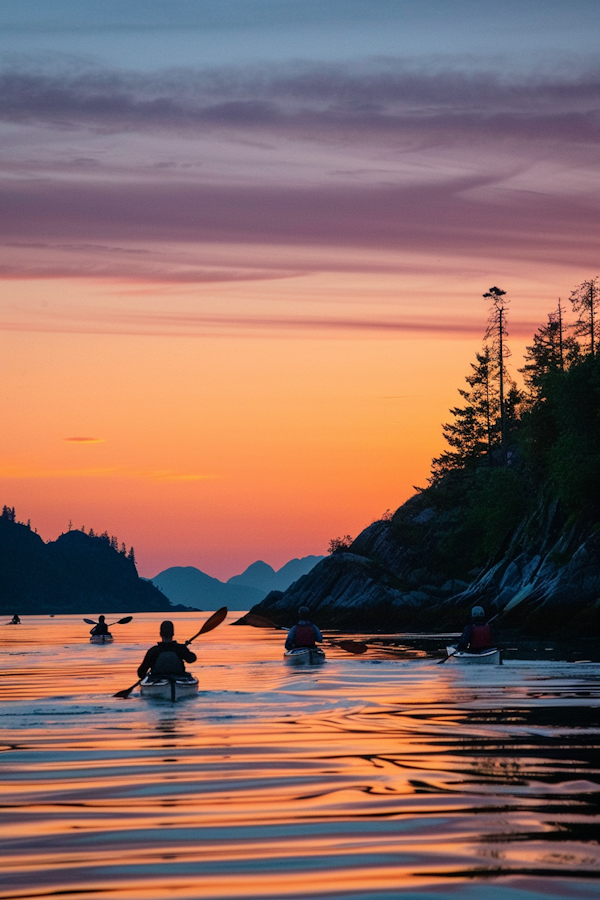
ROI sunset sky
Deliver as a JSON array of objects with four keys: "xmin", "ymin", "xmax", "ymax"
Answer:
[{"xmin": 2, "ymin": 1, "xmax": 600, "ymax": 578}]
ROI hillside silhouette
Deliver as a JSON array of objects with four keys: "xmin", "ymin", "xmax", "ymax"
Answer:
[
  {"xmin": 0, "ymin": 512, "xmax": 171, "ymax": 615},
  {"xmin": 151, "ymin": 556, "xmax": 325, "ymax": 610}
]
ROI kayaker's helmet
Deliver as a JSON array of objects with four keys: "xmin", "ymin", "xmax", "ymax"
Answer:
[
  {"xmin": 299, "ymin": 606, "xmax": 310, "ymax": 620},
  {"xmin": 471, "ymin": 606, "xmax": 485, "ymax": 620},
  {"xmin": 98, "ymin": 615, "xmax": 106, "ymax": 623},
  {"xmin": 160, "ymin": 620, "xmax": 174, "ymax": 639}
]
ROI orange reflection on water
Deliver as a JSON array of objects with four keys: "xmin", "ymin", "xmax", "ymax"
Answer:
[{"xmin": 0, "ymin": 614, "xmax": 599, "ymax": 900}]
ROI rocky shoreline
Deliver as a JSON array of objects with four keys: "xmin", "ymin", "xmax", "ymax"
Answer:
[{"xmin": 248, "ymin": 488, "xmax": 600, "ymax": 637}]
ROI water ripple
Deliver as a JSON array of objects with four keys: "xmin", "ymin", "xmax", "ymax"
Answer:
[{"xmin": 0, "ymin": 614, "xmax": 598, "ymax": 899}]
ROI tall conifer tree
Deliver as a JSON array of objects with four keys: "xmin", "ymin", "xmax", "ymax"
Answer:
[
  {"xmin": 569, "ymin": 277, "xmax": 600, "ymax": 355},
  {"xmin": 483, "ymin": 286, "xmax": 510, "ymax": 455},
  {"xmin": 520, "ymin": 301, "xmax": 579, "ymax": 398},
  {"xmin": 429, "ymin": 345, "xmax": 498, "ymax": 483}
]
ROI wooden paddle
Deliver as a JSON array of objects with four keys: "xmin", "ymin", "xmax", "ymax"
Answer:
[
  {"xmin": 239, "ymin": 613, "xmax": 368, "ymax": 654},
  {"xmin": 84, "ymin": 616, "xmax": 133, "ymax": 627},
  {"xmin": 113, "ymin": 606, "xmax": 228, "ymax": 699}
]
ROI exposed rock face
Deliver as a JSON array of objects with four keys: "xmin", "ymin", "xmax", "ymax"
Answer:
[
  {"xmin": 251, "ymin": 492, "xmax": 600, "ymax": 636},
  {"xmin": 253, "ymin": 492, "xmax": 472, "ymax": 630},
  {"xmin": 451, "ymin": 498, "xmax": 600, "ymax": 633}
]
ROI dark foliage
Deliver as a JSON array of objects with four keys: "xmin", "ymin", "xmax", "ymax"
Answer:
[
  {"xmin": 0, "ymin": 515, "xmax": 171, "ymax": 615},
  {"xmin": 519, "ymin": 352, "xmax": 600, "ymax": 512}
]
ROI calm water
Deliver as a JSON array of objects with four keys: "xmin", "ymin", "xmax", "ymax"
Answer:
[{"xmin": 1, "ymin": 613, "xmax": 599, "ymax": 900}]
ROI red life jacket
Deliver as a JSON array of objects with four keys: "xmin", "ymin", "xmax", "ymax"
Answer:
[
  {"xmin": 294, "ymin": 623, "xmax": 317, "ymax": 647},
  {"xmin": 470, "ymin": 623, "xmax": 492, "ymax": 651}
]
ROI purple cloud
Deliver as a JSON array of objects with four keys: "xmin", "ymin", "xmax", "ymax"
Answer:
[
  {"xmin": 1, "ymin": 61, "xmax": 600, "ymax": 144},
  {"xmin": 0, "ymin": 177, "xmax": 597, "ymax": 271}
]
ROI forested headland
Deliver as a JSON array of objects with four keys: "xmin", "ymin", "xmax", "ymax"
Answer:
[
  {"xmin": 252, "ymin": 279, "xmax": 600, "ymax": 636},
  {"xmin": 0, "ymin": 512, "xmax": 174, "ymax": 615}
]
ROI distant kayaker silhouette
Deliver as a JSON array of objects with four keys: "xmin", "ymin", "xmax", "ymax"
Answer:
[
  {"xmin": 456, "ymin": 606, "xmax": 494, "ymax": 653},
  {"xmin": 90, "ymin": 615, "xmax": 110, "ymax": 636},
  {"xmin": 10, "ymin": 614, "xmax": 20, "ymax": 624},
  {"xmin": 137, "ymin": 620, "xmax": 197, "ymax": 679},
  {"xmin": 285, "ymin": 606, "xmax": 323, "ymax": 651}
]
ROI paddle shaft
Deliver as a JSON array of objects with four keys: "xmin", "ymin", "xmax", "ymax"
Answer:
[{"xmin": 239, "ymin": 614, "xmax": 367, "ymax": 654}]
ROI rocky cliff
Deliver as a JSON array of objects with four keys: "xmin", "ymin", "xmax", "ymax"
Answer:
[
  {"xmin": 249, "ymin": 479, "xmax": 600, "ymax": 637},
  {"xmin": 251, "ymin": 326, "xmax": 600, "ymax": 636}
]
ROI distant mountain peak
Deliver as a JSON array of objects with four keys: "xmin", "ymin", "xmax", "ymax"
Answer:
[
  {"xmin": 152, "ymin": 555, "xmax": 325, "ymax": 611},
  {"xmin": 227, "ymin": 554, "xmax": 325, "ymax": 593},
  {"xmin": 237, "ymin": 561, "xmax": 276, "ymax": 577}
]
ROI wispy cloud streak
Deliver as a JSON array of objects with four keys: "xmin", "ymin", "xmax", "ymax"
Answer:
[
  {"xmin": 0, "ymin": 309, "xmax": 542, "ymax": 339},
  {"xmin": 2, "ymin": 58, "xmax": 598, "ymax": 284},
  {"xmin": 1, "ymin": 178, "xmax": 597, "ymax": 267},
  {"xmin": 2, "ymin": 61, "xmax": 600, "ymax": 143}
]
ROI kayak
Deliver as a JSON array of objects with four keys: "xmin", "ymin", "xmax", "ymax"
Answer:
[
  {"xmin": 139, "ymin": 674, "xmax": 199, "ymax": 701},
  {"xmin": 446, "ymin": 645, "xmax": 501, "ymax": 665},
  {"xmin": 90, "ymin": 633, "xmax": 114, "ymax": 644},
  {"xmin": 284, "ymin": 647, "xmax": 326, "ymax": 666}
]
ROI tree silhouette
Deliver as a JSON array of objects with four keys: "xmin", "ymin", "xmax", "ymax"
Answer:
[
  {"xmin": 328, "ymin": 535, "xmax": 354, "ymax": 554},
  {"xmin": 569, "ymin": 277, "xmax": 600, "ymax": 356},
  {"xmin": 430, "ymin": 346, "xmax": 498, "ymax": 482},
  {"xmin": 483, "ymin": 286, "xmax": 510, "ymax": 456},
  {"xmin": 520, "ymin": 301, "xmax": 579, "ymax": 398}
]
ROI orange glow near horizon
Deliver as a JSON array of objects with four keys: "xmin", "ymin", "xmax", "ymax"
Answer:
[{"xmin": 0, "ymin": 252, "xmax": 578, "ymax": 580}]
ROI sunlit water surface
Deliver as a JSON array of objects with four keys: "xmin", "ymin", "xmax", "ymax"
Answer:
[{"xmin": 1, "ymin": 614, "xmax": 599, "ymax": 900}]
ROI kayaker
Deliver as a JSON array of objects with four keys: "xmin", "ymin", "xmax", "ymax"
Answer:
[
  {"xmin": 90, "ymin": 615, "xmax": 110, "ymax": 636},
  {"xmin": 456, "ymin": 606, "xmax": 494, "ymax": 653},
  {"xmin": 137, "ymin": 620, "xmax": 197, "ymax": 678},
  {"xmin": 10, "ymin": 614, "xmax": 20, "ymax": 624},
  {"xmin": 285, "ymin": 607, "xmax": 323, "ymax": 651}
]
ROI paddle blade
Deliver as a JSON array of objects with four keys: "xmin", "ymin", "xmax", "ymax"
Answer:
[
  {"xmin": 336, "ymin": 640, "xmax": 368, "ymax": 655},
  {"xmin": 183, "ymin": 607, "xmax": 228, "ymax": 646},
  {"xmin": 115, "ymin": 616, "xmax": 133, "ymax": 625},
  {"xmin": 83, "ymin": 618, "xmax": 97, "ymax": 625},
  {"xmin": 238, "ymin": 613, "xmax": 279, "ymax": 629},
  {"xmin": 113, "ymin": 679, "xmax": 140, "ymax": 699},
  {"xmin": 200, "ymin": 606, "xmax": 228, "ymax": 634}
]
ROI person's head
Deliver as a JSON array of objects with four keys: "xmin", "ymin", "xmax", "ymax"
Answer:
[
  {"xmin": 160, "ymin": 620, "xmax": 174, "ymax": 640},
  {"xmin": 98, "ymin": 615, "xmax": 105, "ymax": 623},
  {"xmin": 299, "ymin": 606, "xmax": 310, "ymax": 621},
  {"xmin": 471, "ymin": 606, "xmax": 485, "ymax": 621}
]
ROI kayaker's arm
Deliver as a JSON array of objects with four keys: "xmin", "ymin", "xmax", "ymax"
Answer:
[
  {"xmin": 313, "ymin": 626, "xmax": 323, "ymax": 643},
  {"xmin": 179, "ymin": 644, "xmax": 197, "ymax": 664},
  {"xmin": 137, "ymin": 647, "xmax": 158, "ymax": 679},
  {"xmin": 456, "ymin": 625, "xmax": 472, "ymax": 652},
  {"xmin": 284, "ymin": 626, "xmax": 296, "ymax": 650}
]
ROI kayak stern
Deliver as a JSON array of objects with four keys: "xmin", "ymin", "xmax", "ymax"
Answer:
[
  {"xmin": 445, "ymin": 645, "xmax": 501, "ymax": 665},
  {"xmin": 284, "ymin": 647, "xmax": 326, "ymax": 666}
]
